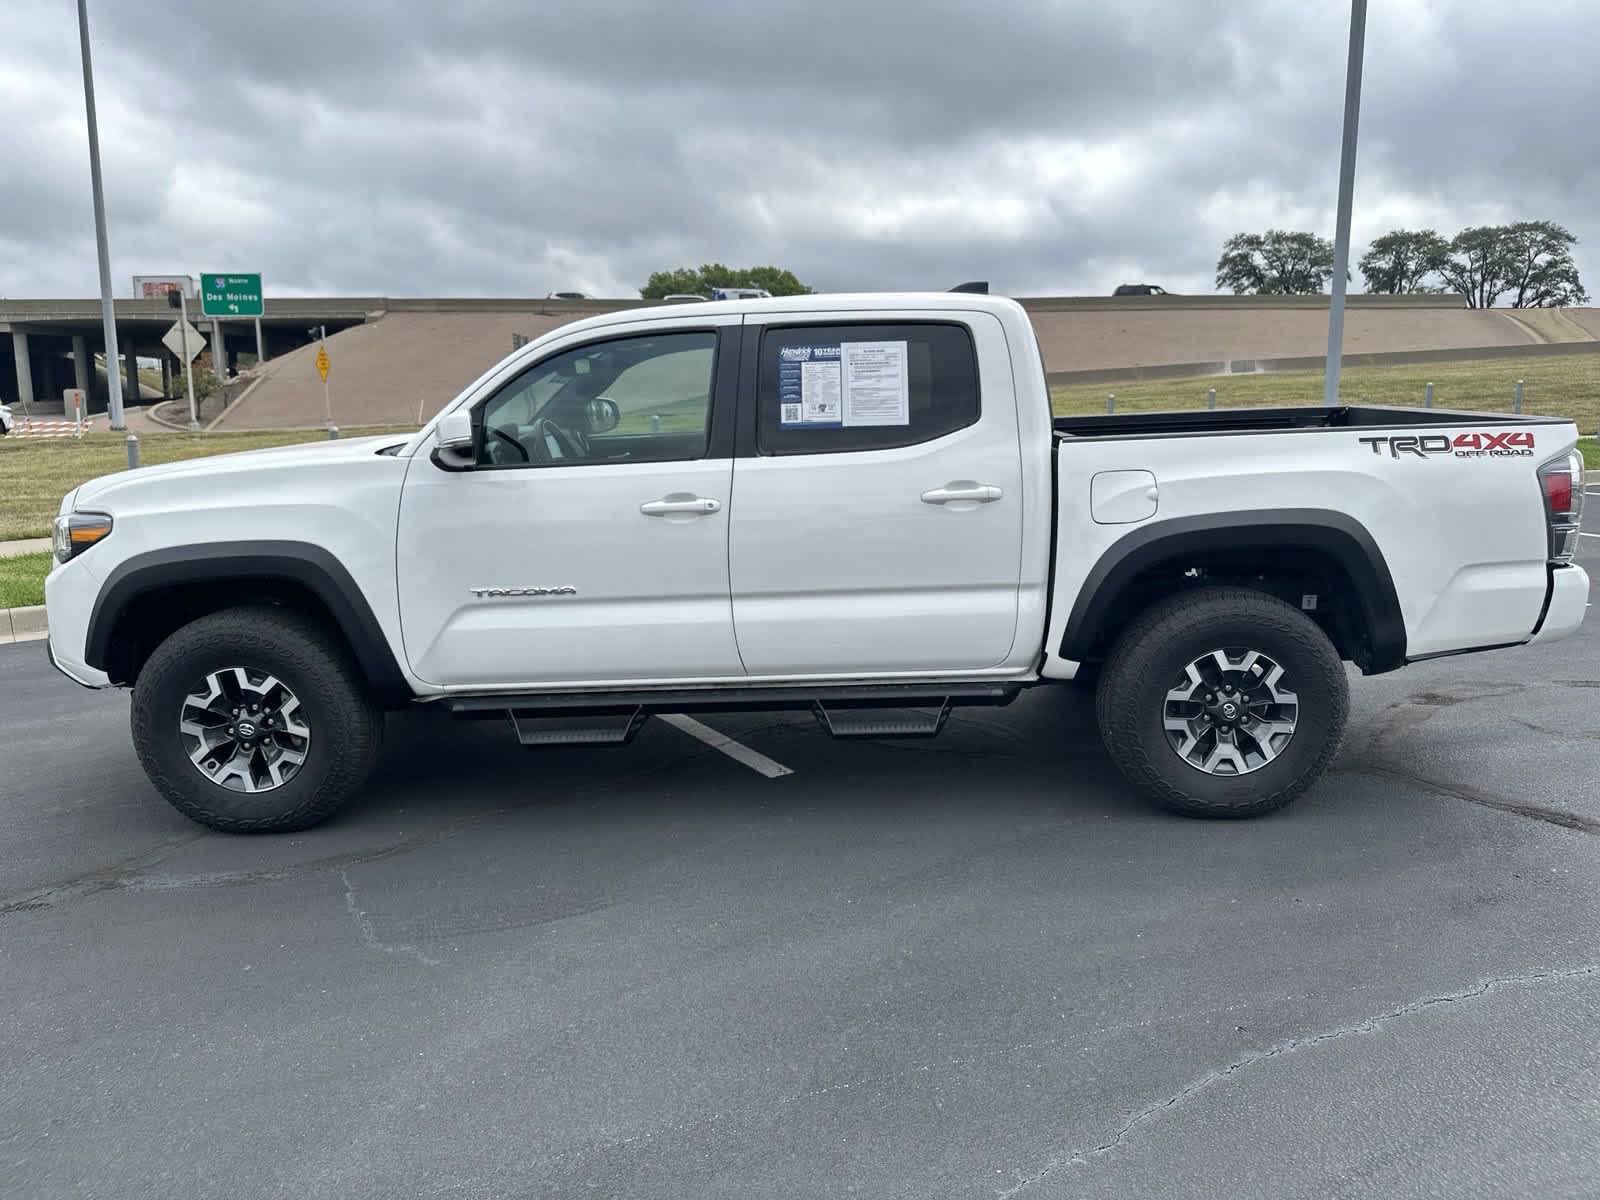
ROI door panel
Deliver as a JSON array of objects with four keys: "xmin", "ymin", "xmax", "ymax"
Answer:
[
  {"xmin": 398, "ymin": 458, "xmax": 739, "ymax": 686},
  {"xmin": 729, "ymin": 314, "xmax": 1024, "ymax": 676},
  {"xmin": 397, "ymin": 320, "xmax": 743, "ymax": 688}
]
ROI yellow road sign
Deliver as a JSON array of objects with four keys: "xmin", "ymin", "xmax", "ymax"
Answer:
[{"xmin": 315, "ymin": 345, "xmax": 330, "ymax": 381}]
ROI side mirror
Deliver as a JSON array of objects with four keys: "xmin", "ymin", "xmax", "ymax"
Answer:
[
  {"xmin": 431, "ymin": 410, "xmax": 476, "ymax": 472},
  {"xmin": 586, "ymin": 397, "xmax": 621, "ymax": 434}
]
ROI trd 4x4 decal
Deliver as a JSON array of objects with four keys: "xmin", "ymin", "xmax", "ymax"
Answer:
[{"xmin": 1358, "ymin": 431, "xmax": 1536, "ymax": 459}]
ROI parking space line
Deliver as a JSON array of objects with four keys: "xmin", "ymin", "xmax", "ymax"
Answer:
[{"xmin": 658, "ymin": 713, "xmax": 795, "ymax": 778}]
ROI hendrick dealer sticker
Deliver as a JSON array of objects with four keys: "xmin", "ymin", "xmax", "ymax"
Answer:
[{"xmin": 1358, "ymin": 431, "xmax": 1536, "ymax": 459}]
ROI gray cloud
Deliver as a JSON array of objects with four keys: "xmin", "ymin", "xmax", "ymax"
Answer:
[{"xmin": 2, "ymin": 0, "xmax": 1596, "ymax": 300}]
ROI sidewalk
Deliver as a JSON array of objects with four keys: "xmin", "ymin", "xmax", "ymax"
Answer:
[
  {"xmin": 0, "ymin": 606, "xmax": 46, "ymax": 645},
  {"xmin": 0, "ymin": 537, "xmax": 51, "ymax": 559}
]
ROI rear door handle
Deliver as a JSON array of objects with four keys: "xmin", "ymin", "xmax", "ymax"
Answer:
[
  {"xmin": 921, "ymin": 483, "xmax": 1003, "ymax": 505},
  {"xmin": 640, "ymin": 495, "xmax": 722, "ymax": 516}
]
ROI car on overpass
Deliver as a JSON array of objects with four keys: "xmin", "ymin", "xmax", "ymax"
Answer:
[{"xmin": 1113, "ymin": 283, "xmax": 1169, "ymax": 296}]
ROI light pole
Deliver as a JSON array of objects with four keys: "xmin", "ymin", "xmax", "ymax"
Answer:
[
  {"xmin": 1323, "ymin": 0, "xmax": 1368, "ymax": 407},
  {"xmin": 75, "ymin": 0, "xmax": 125, "ymax": 430}
]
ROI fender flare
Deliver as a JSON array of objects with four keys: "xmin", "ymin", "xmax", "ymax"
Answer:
[
  {"xmin": 86, "ymin": 540, "xmax": 410, "ymax": 698},
  {"xmin": 1059, "ymin": 509, "xmax": 1407, "ymax": 673}
]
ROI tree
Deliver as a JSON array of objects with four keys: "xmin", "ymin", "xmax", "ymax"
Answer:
[
  {"xmin": 1500, "ymin": 221, "xmax": 1587, "ymax": 308},
  {"xmin": 639, "ymin": 266, "xmax": 706, "ymax": 298},
  {"xmin": 1358, "ymin": 229, "xmax": 1449, "ymax": 294},
  {"xmin": 1436, "ymin": 222, "xmax": 1588, "ymax": 308},
  {"xmin": 1215, "ymin": 230, "xmax": 1337, "ymax": 294},
  {"xmin": 1436, "ymin": 225, "xmax": 1511, "ymax": 309},
  {"xmin": 639, "ymin": 263, "xmax": 812, "ymax": 299}
]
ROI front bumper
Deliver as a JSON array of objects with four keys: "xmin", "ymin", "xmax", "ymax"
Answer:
[
  {"xmin": 1529, "ymin": 564, "xmax": 1591, "ymax": 644},
  {"xmin": 43, "ymin": 553, "xmax": 112, "ymax": 689}
]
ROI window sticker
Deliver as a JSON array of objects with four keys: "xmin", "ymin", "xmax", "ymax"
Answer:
[
  {"xmin": 841, "ymin": 341, "xmax": 909, "ymax": 427},
  {"xmin": 778, "ymin": 344, "xmax": 844, "ymax": 427}
]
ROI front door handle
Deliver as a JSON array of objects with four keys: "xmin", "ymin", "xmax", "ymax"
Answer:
[
  {"xmin": 921, "ymin": 483, "xmax": 1003, "ymax": 505},
  {"xmin": 641, "ymin": 495, "xmax": 722, "ymax": 517}
]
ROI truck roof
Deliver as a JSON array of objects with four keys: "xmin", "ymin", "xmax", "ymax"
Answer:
[{"xmin": 553, "ymin": 292, "xmax": 1030, "ymax": 340}]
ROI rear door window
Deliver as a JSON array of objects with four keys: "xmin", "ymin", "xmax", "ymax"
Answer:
[{"xmin": 755, "ymin": 322, "xmax": 980, "ymax": 455}]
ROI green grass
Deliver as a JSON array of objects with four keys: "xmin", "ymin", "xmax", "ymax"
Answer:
[
  {"xmin": 0, "ymin": 426, "xmax": 415, "ymax": 541},
  {"xmin": 0, "ymin": 552, "xmax": 52, "ymax": 609},
  {"xmin": 1580, "ymin": 439, "xmax": 1599, "ymax": 469},
  {"xmin": 1052, "ymin": 349, "xmax": 1600, "ymax": 431}
]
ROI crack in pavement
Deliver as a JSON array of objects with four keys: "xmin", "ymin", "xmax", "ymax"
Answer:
[
  {"xmin": 527, "ymin": 986, "xmax": 1380, "ymax": 1176},
  {"xmin": 1340, "ymin": 682, "xmax": 1600, "ymax": 835},
  {"xmin": 340, "ymin": 868, "xmax": 439, "ymax": 967},
  {"xmin": 996, "ymin": 963, "xmax": 1600, "ymax": 1197},
  {"xmin": 1341, "ymin": 762, "xmax": 1600, "ymax": 835},
  {"xmin": 0, "ymin": 837, "xmax": 415, "ymax": 918},
  {"xmin": 0, "ymin": 830, "xmax": 207, "ymax": 916},
  {"xmin": 0, "ymin": 726, "xmax": 738, "ymax": 920}
]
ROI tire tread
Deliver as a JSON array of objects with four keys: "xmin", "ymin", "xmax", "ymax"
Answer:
[
  {"xmin": 131, "ymin": 606, "xmax": 382, "ymax": 833},
  {"xmin": 1095, "ymin": 586, "xmax": 1348, "ymax": 819}
]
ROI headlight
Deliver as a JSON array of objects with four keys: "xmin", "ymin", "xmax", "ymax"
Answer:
[{"xmin": 52, "ymin": 513, "xmax": 113, "ymax": 564}]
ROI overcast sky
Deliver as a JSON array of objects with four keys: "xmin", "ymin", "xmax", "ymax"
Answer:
[{"xmin": 2, "ymin": 0, "xmax": 1597, "ymax": 300}]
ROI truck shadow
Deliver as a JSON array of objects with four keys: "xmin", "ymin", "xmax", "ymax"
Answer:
[{"xmin": 349, "ymin": 683, "xmax": 1144, "ymax": 833}]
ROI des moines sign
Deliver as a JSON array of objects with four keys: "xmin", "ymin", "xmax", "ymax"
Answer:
[{"xmin": 200, "ymin": 274, "xmax": 263, "ymax": 318}]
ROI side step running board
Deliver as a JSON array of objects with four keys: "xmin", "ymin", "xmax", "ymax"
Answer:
[
  {"xmin": 445, "ymin": 681, "xmax": 1021, "ymax": 715},
  {"xmin": 812, "ymin": 700, "xmax": 953, "ymax": 739},
  {"xmin": 507, "ymin": 706, "xmax": 648, "ymax": 747}
]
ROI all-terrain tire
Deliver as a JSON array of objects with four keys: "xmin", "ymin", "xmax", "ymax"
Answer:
[
  {"xmin": 131, "ymin": 606, "xmax": 384, "ymax": 833},
  {"xmin": 1095, "ymin": 586, "xmax": 1348, "ymax": 818}
]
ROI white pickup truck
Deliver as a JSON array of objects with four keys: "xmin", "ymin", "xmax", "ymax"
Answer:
[{"xmin": 44, "ymin": 294, "xmax": 1589, "ymax": 833}]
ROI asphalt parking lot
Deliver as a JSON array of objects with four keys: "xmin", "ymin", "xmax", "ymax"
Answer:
[{"xmin": 2, "ymin": 542, "xmax": 1597, "ymax": 1199}]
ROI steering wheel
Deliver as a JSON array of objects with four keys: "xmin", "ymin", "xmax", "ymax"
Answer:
[
  {"xmin": 529, "ymin": 418, "xmax": 584, "ymax": 463},
  {"xmin": 488, "ymin": 426, "xmax": 529, "ymax": 464}
]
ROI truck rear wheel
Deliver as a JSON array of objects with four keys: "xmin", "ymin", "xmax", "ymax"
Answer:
[
  {"xmin": 130, "ymin": 607, "xmax": 383, "ymax": 833},
  {"xmin": 1094, "ymin": 587, "xmax": 1348, "ymax": 818}
]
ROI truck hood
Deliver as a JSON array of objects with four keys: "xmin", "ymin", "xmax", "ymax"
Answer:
[{"xmin": 71, "ymin": 435, "xmax": 405, "ymax": 510}]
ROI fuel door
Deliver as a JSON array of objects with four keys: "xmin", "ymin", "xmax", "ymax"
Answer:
[{"xmin": 1090, "ymin": 469, "xmax": 1159, "ymax": 524}]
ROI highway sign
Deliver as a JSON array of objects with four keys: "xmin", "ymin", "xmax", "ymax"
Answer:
[
  {"xmin": 162, "ymin": 319, "xmax": 206, "ymax": 363},
  {"xmin": 315, "ymin": 345, "xmax": 330, "ymax": 381},
  {"xmin": 200, "ymin": 273, "xmax": 263, "ymax": 317}
]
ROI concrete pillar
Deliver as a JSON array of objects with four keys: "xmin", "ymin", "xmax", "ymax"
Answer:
[
  {"xmin": 124, "ymin": 339, "xmax": 139, "ymax": 406},
  {"xmin": 11, "ymin": 329, "xmax": 33, "ymax": 410},
  {"xmin": 212, "ymin": 321, "xmax": 225, "ymax": 379},
  {"xmin": 161, "ymin": 354, "xmax": 173, "ymax": 399},
  {"xmin": 72, "ymin": 334, "xmax": 91, "ymax": 396}
]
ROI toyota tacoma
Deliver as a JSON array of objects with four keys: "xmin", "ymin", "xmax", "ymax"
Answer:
[{"xmin": 44, "ymin": 294, "xmax": 1590, "ymax": 831}]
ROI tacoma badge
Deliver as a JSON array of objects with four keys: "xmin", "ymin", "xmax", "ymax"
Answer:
[{"xmin": 469, "ymin": 586, "xmax": 578, "ymax": 598}]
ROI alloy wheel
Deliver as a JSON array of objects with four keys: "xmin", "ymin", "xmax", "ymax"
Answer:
[
  {"xmin": 1162, "ymin": 648, "xmax": 1299, "ymax": 776},
  {"xmin": 178, "ymin": 667, "xmax": 311, "ymax": 793}
]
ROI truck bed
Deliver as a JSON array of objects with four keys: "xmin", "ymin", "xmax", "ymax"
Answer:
[{"xmin": 1053, "ymin": 404, "xmax": 1569, "ymax": 440}]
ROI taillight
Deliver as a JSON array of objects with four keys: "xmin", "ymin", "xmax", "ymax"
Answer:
[{"xmin": 1537, "ymin": 450, "xmax": 1585, "ymax": 564}]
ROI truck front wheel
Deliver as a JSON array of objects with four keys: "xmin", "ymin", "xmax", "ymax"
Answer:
[
  {"xmin": 1094, "ymin": 587, "xmax": 1348, "ymax": 818},
  {"xmin": 130, "ymin": 606, "xmax": 383, "ymax": 833}
]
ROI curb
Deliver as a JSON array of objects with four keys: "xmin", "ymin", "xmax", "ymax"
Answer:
[
  {"xmin": 1, "ymin": 605, "xmax": 47, "ymax": 645},
  {"xmin": 146, "ymin": 401, "xmax": 195, "ymax": 431},
  {"xmin": 205, "ymin": 376, "xmax": 265, "ymax": 432}
]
